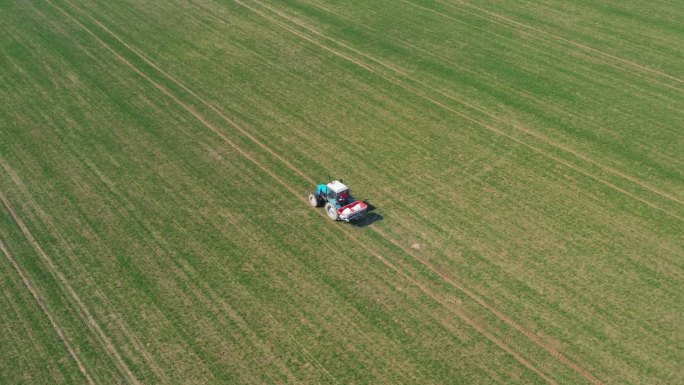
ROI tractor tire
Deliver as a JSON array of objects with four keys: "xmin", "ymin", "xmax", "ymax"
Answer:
[
  {"xmin": 325, "ymin": 203, "xmax": 339, "ymax": 221},
  {"xmin": 308, "ymin": 193, "xmax": 322, "ymax": 207}
]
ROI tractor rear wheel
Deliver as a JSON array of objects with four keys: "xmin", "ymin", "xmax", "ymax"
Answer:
[
  {"xmin": 309, "ymin": 193, "xmax": 322, "ymax": 207},
  {"xmin": 325, "ymin": 203, "xmax": 339, "ymax": 220}
]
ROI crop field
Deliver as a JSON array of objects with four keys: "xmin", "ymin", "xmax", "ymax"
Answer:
[{"xmin": 1, "ymin": 0, "xmax": 682, "ymax": 384}]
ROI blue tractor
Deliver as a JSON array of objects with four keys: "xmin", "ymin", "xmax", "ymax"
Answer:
[{"xmin": 308, "ymin": 179, "xmax": 368, "ymax": 222}]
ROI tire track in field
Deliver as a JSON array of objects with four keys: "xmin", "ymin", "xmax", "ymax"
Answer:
[
  {"xmin": 441, "ymin": 0, "xmax": 684, "ymax": 86},
  {"xmin": 257, "ymin": 1, "xmax": 684, "ymax": 207},
  {"xmin": 118, "ymin": 102, "xmax": 556, "ymax": 383},
  {"xmin": 148, "ymin": 176, "xmax": 441, "ymax": 383},
  {"xmin": 371, "ymin": 226, "xmax": 605, "ymax": 385},
  {"xmin": 0, "ymin": 240, "xmax": 96, "ymax": 385},
  {"xmin": 53, "ymin": 1, "xmax": 622, "ymax": 382},
  {"xmin": 403, "ymin": 0, "xmax": 684, "ymax": 95},
  {"xmin": 40, "ymin": 3, "xmax": 364, "ymax": 377},
  {"xmin": 161, "ymin": 182, "xmax": 417, "ymax": 383},
  {"xmin": 310, "ymin": 0, "xmax": 683, "ymax": 115},
  {"xmin": 144, "ymin": 235, "xmax": 301, "ymax": 384},
  {"xmin": 396, "ymin": 0, "xmax": 684, "ymax": 115},
  {"xmin": 48, "ymin": 161, "xmax": 171, "ymax": 383},
  {"xmin": 0, "ymin": 188, "xmax": 140, "ymax": 385},
  {"xmin": 47, "ymin": 2, "xmax": 567, "ymax": 383},
  {"xmin": 91, "ymin": 169, "xmax": 312, "ymax": 384},
  {"xmin": 65, "ymin": 0, "xmax": 683, "ymax": 217},
  {"xmin": 56, "ymin": 0, "xmax": 311, "ymax": 186},
  {"xmin": 225, "ymin": 7, "xmax": 665, "ymax": 382},
  {"xmin": 20, "ymin": 5, "xmax": 411, "ymax": 383},
  {"xmin": 242, "ymin": 0, "xmax": 684, "ymax": 219},
  {"xmin": 147, "ymin": 172, "xmax": 523, "ymax": 383},
  {"xmin": 41, "ymin": 3, "xmax": 320, "ymax": 382},
  {"xmin": 0, "ymin": 37, "xmax": 169, "ymax": 376},
  {"xmin": 0, "ymin": 272, "xmax": 69, "ymax": 380}
]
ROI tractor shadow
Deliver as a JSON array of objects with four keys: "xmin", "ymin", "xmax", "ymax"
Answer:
[{"xmin": 350, "ymin": 201, "xmax": 383, "ymax": 227}]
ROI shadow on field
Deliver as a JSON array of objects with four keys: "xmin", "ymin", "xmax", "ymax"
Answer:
[{"xmin": 350, "ymin": 201, "xmax": 383, "ymax": 227}]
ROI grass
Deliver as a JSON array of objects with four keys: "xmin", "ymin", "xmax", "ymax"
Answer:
[{"xmin": 1, "ymin": 0, "xmax": 682, "ymax": 384}]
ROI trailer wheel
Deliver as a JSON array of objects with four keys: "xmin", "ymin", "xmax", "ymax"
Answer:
[
  {"xmin": 325, "ymin": 203, "xmax": 339, "ymax": 220},
  {"xmin": 308, "ymin": 193, "xmax": 321, "ymax": 207}
]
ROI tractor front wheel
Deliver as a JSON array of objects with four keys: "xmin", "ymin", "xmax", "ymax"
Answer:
[
  {"xmin": 325, "ymin": 203, "xmax": 339, "ymax": 221},
  {"xmin": 308, "ymin": 193, "xmax": 322, "ymax": 207}
]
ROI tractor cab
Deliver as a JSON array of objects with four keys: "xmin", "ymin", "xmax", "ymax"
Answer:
[{"xmin": 326, "ymin": 180, "xmax": 351, "ymax": 206}]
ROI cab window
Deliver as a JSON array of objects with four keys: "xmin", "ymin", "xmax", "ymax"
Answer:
[{"xmin": 338, "ymin": 190, "xmax": 350, "ymax": 201}]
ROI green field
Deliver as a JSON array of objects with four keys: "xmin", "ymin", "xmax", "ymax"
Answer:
[{"xmin": 1, "ymin": 0, "xmax": 682, "ymax": 384}]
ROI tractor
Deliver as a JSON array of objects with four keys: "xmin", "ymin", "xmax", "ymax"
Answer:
[{"xmin": 308, "ymin": 179, "xmax": 368, "ymax": 222}]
